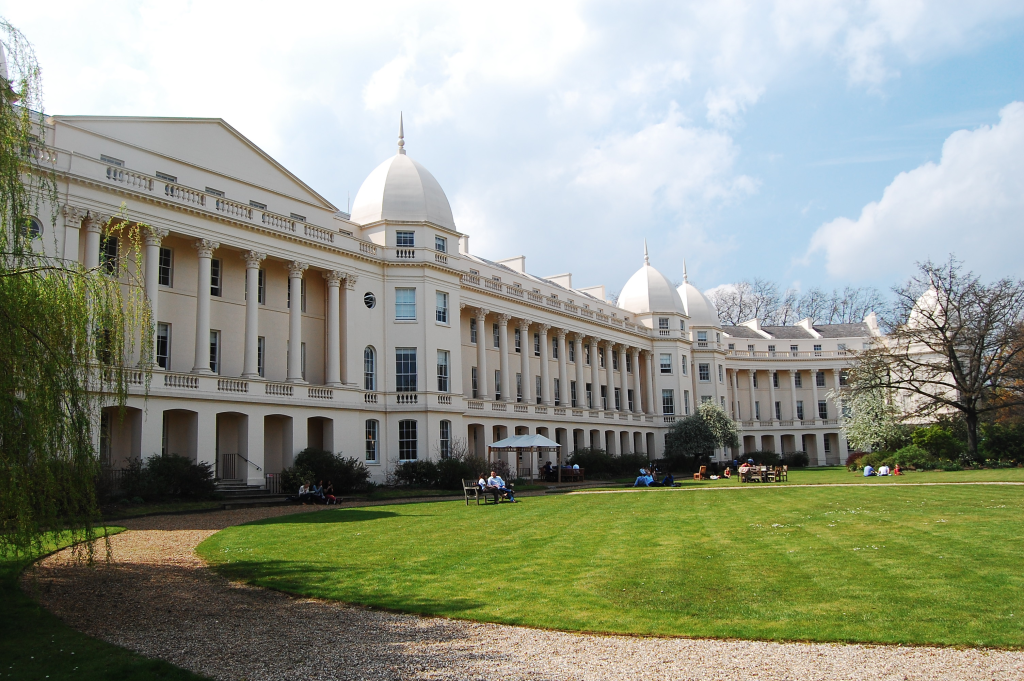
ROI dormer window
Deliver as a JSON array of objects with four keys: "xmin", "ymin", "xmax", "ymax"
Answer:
[
  {"xmin": 249, "ymin": 200, "xmax": 267, "ymax": 210},
  {"xmin": 470, "ymin": 269, "xmax": 479, "ymax": 275},
  {"xmin": 156, "ymin": 171, "xmax": 177, "ymax": 183},
  {"xmin": 697, "ymin": 331, "xmax": 708, "ymax": 342},
  {"xmin": 396, "ymin": 231, "xmax": 415, "ymax": 247},
  {"xmin": 492, "ymin": 275, "xmax": 501, "ymax": 282},
  {"xmin": 290, "ymin": 213, "xmax": 307, "ymax": 222},
  {"xmin": 658, "ymin": 318, "xmax": 669, "ymax": 330}
]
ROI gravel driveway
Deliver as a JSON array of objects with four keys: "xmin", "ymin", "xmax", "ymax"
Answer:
[{"xmin": 23, "ymin": 505, "xmax": 1024, "ymax": 681}]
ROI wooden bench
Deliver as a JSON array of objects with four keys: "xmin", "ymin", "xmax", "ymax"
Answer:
[
  {"xmin": 561, "ymin": 467, "xmax": 585, "ymax": 483},
  {"xmin": 463, "ymin": 479, "xmax": 501, "ymax": 505},
  {"xmin": 693, "ymin": 465, "xmax": 708, "ymax": 480}
]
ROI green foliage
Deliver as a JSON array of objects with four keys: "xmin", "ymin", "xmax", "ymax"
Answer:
[
  {"xmin": 392, "ymin": 454, "xmax": 488, "ymax": 490},
  {"xmin": 566, "ymin": 448, "xmax": 652, "ymax": 479},
  {"xmin": 780, "ymin": 451, "xmax": 810, "ymax": 468},
  {"xmin": 892, "ymin": 444, "xmax": 938, "ymax": 470},
  {"xmin": 912, "ymin": 425, "xmax": 965, "ymax": 461},
  {"xmin": 981, "ymin": 422, "xmax": 1024, "ymax": 464},
  {"xmin": 664, "ymin": 402, "xmax": 738, "ymax": 471},
  {"xmin": 838, "ymin": 387, "xmax": 911, "ymax": 452},
  {"xmin": 100, "ymin": 455, "xmax": 215, "ymax": 502},
  {"xmin": 283, "ymin": 449, "xmax": 370, "ymax": 494},
  {"xmin": 0, "ymin": 21, "xmax": 150, "ymax": 555},
  {"xmin": 743, "ymin": 450, "xmax": 780, "ymax": 466}
]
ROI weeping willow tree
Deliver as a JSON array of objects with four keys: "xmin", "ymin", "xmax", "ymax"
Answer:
[{"xmin": 0, "ymin": 19, "xmax": 150, "ymax": 557}]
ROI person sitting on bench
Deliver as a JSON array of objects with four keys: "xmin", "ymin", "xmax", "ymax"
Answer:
[
  {"xmin": 478, "ymin": 473, "xmax": 500, "ymax": 503},
  {"xmin": 487, "ymin": 471, "xmax": 516, "ymax": 502}
]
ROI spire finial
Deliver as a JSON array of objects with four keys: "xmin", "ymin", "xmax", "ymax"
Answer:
[
  {"xmin": 683, "ymin": 258, "xmax": 688, "ymax": 283},
  {"xmin": 643, "ymin": 239, "xmax": 650, "ymax": 265},
  {"xmin": 398, "ymin": 112, "xmax": 406, "ymax": 155}
]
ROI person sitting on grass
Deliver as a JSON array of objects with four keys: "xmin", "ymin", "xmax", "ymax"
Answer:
[
  {"xmin": 723, "ymin": 467, "xmax": 732, "ymax": 479},
  {"xmin": 863, "ymin": 464, "xmax": 876, "ymax": 477},
  {"xmin": 634, "ymin": 468, "xmax": 654, "ymax": 487},
  {"xmin": 894, "ymin": 464, "xmax": 903, "ymax": 475},
  {"xmin": 487, "ymin": 471, "xmax": 517, "ymax": 503},
  {"xmin": 297, "ymin": 482, "xmax": 318, "ymax": 504},
  {"xmin": 323, "ymin": 481, "xmax": 337, "ymax": 505},
  {"xmin": 878, "ymin": 465, "xmax": 890, "ymax": 476}
]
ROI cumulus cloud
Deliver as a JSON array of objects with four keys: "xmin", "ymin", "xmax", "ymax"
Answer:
[{"xmin": 807, "ymin": 101, "xmax": 1024, "ymax": 281}]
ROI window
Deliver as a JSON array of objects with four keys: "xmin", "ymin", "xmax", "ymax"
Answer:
[
  {"xmin": 838, "ymin": 343, "xmax": 847, "ymax": 352},
  {"xmin": 824, "ymin": 435, "xmax": 832, "ymax": 452},
  {"xmin": 584, "ymin": 344, "xmax": 590, "ymax": 365},
  {"xmin": 20, "ymin": 216, "xmax": 42, "ymax": 238},
  {"xmin": 554, "ymin": 378, "xmax": 561, "ymax": 406},
  {"xmin": 721, "ymin": 396, "xmax": 726, "ymax": 410},
  {"xmin": 258, "ymin": 269, "xmax": 266, "ymax": 304},
  {"xmin": 396, "ymin": 231, "xmax": 415, "ymax": 247},
  {"xmin": 398, "ymin": 420, "xmax": 418, "ymax": 460},
  {"xmin": 818, "ymin": 400, "xmax": 828, "ymax": 419},
  {"xmin": 158, "ymin": 248, "xmax": 173, "ymax": 287},
  {"xmin": 840, "ymin": 370, "xmax": 849, "ymax": 386},
  {"xmin": 794, "ymin": 371, "xmax": 803, "ymax": 388},
  {"xmin": 863, "ymin": 342, "xmax": 872, "ymax": 350},
  {"xmin": 514, "ymin": 328, "xmax": 521, "ymax": 353},
  {"xmin": 680, "ymin": 319, "xmax": 686, "ymax": 331},
  {"xmin": 209, "ymin": 330, "xmax": 220, "ymax": 374},
  {"xmin": 599, "ymin": 349, "xmax": 605, "ymax": 368},
  {"xmin": 290, "ymin": 213, "xmax": 306, "ymax": 222},
  {"xmin": 753, "ymin": 372, "xmax": 759, "ymax": 388},
  {"xmin": 533, "ymin": 333, "xmax": 540, "ymax": 356},
  {"xmin": 681, "ymin": 356, "xmax": 688, "ymax": 375},
  {"xmin": 612, "ymin": 352, "xmax": 618, "ymax": 371},
  {"xmin": 683, "ymin": 390, "xmax": 690, "ymax": 415},
  {"xmin": 435, "ymin": 235, "xmax": 447, "ymax": 253},
  {"xmin": 796, "ymin": 400, "xmax": 804, "ymax": 420},
  {"xmin": 396, "ymin": 348, "xmax": 417, "ymax": 392},
  {"xmin": 363, "ymin": 292, "xmax": 376, "ymax": 309},
  {"xmin": 156, "ymin": 323, "xmax": 170, "ymax": 369},
  {"xmin": 601, "ymin": 385, "xmax": 608, "ymax": 409},
  {"xmin": 755, "ymin": 401, "xmax": 761, "ymax": 420},
  {"xmin": 698, "ymin": 363, "xmax": 710, "ymax": 382},
  {"xmin": 658, "ymin": 317, "xmax": 669, "ymax": 332},
  {"xmin": 494, "ymin": 323, "xmax": 500, "ymax": 348},
  {"xmin": 660, "ymin": 353, "xmax": 672, "ymax": 374},
  {"xmin": 494, "ymin": 370, "xmax": 501, "ymax": 400},
  {"xmin": 627, "ymin": 388, "xmax": 634, "ymax": 411},
  {"xmin": 100, "ymin": 235, "xmax": 118, "ymax": 274},
  {"xmin": 364, "ymin": 347, "xmax": 376, "ymax": 390},
  {"xmin": 814, "ymin": 344, "xmax": 822, "ymax": 356},
  {"xmin": 205, "ymin": 186, "xmax": 224, "ymax": 197},
  {"xmin": 552, "ymin": 337, "xmax": 559, "ymax": 359},
  {"xmin": 773, "ymin": 371, "xmax": 779, "ymax": 388},
  {"xmin": 625, "ymin": 353, "xmax": 632, "ymax": 373},
  {"xmin": 775, "ymin": 401, "xmax": 781, "ymax": 420},
  {"xmin": 570, "ymin": 380, "xmax": 577, "ymax": 407},
  {"xmin": 156, "ymin": 171, "xmax": 177, "ymax": 183},
  {"xmin": 469, "ymin": 318, "xmax": 477, "ymax": 343},
  {"xmin": 249, "ymin": 200, "xmax": 267, "ymax": 210},
  {"xmin": 365, "ymin": 420, "xmax": 378, "ymax": 462},
  {"xmin": 395, "ymin": 288, "xmax": 416, "ymax": 319},
  {"xmin": 536, "ymin": 376, "xmax": 542, "ymax": 404},
  {"xmin": 768, "ymin": 344, "xmax": 775, "ymax": 353},
  {"xmin": 816, "ymin": 371, "xmax": 826, "ymax": 388},
  {"xmin": 436, "ymin": 350, "xmax": 450, "ymax": 392},
  {"xmin": 698, "ymin": 330, "xmax": 708, "ymax": 343},
  {"xmin": 471, "ymin": 366, "xmax": 478, "ymax": 398},
  {"xmin": 517, "ymin": 373, "xmax": 523, "ymax": 402},
  {"xmin": 439, "ymin": 420, "xmax": 452, "ymax": 458},
  {"xmin": 702, "ymin": 395, "xmax": 712, "ymax": 405},
  {"xmin": 790, "ymin": 344, "xmax": 799, "ymax": 355},
  {"xmin": 301, "ymin": 342, "xmax": 306, "ymax": 380},
  {"xmin": 257, "ymin": 336, "xmax": 266, "ymax": 377},
  {"xmin": 662, "ymin": 389, "xmax": 675, "ymax": 415},
  {"xmin": 100, "ymin": 154, "xmax": 124, "ymax": 167},
  {"xmin": 718, "ymin": 365, "xmax": 724, "ymax": 382},
  {"xmin": 716, "ymin": 332, "xmax": 721, "ymax": 343},
  {"xmin": 614, "ymin": 387, "xmax": 621, "ymax": 411},
  {"xmin": 748, "ymin": 344, "xmax": 755, "ymax": 352},
  {"xmin": 568, "ymin": 342, "xmax": 575, "ymax": 363},
  {"xmin": 210, "ymin": 259, "xmax": 222, "ymax": 296},
  {"xmin": 585, "ymin": 382, "xmax": 592, "ymax": 408},
  {"xmin": 435, "ymin": 291, "xmax": 449, "ymax": 323},
  {"xmin": 728, "ymin": 343, "xmax": 735, "ymax": 350}
]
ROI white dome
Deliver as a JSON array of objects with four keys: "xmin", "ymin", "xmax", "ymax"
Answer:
[
  {"xmin": 618, "ymin": 259, "xmax": 686, "ymax": 315},
  {"xmin": 677, "ymin": 281, "xmax": 721, "ymax": 328},
  {"xmin": 350, "ymin": 152, "xmax": 456, "ymax": 230}
]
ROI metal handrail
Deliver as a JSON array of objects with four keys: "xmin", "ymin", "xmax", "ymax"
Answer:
[{"xmin": 235, "ymin": 452, "xmax": 262, "ymax": 472}]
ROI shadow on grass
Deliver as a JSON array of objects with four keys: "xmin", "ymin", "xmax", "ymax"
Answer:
[{"xmin": 244, "ymin": 508, "xmax": 401, "ymax": 526}]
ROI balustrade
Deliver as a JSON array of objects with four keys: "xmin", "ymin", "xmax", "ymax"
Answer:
[
  {"xmin": 218, "ymin": 379, "xmax": 248, "ymax": 393},
  {"xmin": 266, "ymin": 383, "xmax": 294, "ymax": 397},
  {"xmin": 359, "ymin": 242, "xmax": 378, "ymax": 256},
  {"xmin": 434, "ymin": 252, "xmax": 448, "ymax": 265},
  {"xmin": 304, "ymin": 224, "xmax": 335, "ymax": 244},
  {"xmin": 535, "ymin": 406, "xmax": 548, "ymax": 414},
  {"xmin": 262, "ymin": 212, "xmax": 296, "ymax": 233},
  {"xmin": 215, "ymin": 198, "xmax": 253, "ymax": 220},
  {"xmin": 554, "ymin": 408, "xmax": 566, "ymax": 416},
  {"xmin": 491, "ymin": 402, "xmax": 507, "ymax": 411},
  {"xmin": 468, "ymin": 400, "xmax": 484, "ymax": 409},
  {"xmin": 572, "ymin": 409, "xmax": 585, "ymax": 417},
  {"xmin": 395, "ymin": 248, "xmax": 415, "ymax": 259},
  {"xmin": 165, "ymin": 183, "xmax": 206, "ymax": 206},
  {"xmin": 395, "ymin": 393, "xmax": 418, "ymax": 404},
  {"xmin": 437, "ymin": 394, "xmax": 453, "ymax": 405},
  {"xmin": 363, "ymin": 392, "xmax": 379, "ymax": 404},
  {"xmin": 308, "ymin": 387, "xmax": 334, "ymax": 399},
  {"xmin": 106, "ymin": 166, "xmax": 155, "ymax": 191},
  {"xmin": 662, "ymin": 416, "xmax": 676, "ymax": 424},
  {"xmin": 514, "ymin": 404, "xmax": 528, "ymax": 413},
  {"xmin": 164, "ymin": 373, "xmax": 199, "ymax": 390}
]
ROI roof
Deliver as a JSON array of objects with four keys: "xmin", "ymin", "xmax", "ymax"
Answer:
[
  {"xmin": 722, "ymin": 326, "xmax": 763, "ymax": 339},
  {"xmin": 618, "ymin": 261, "xmax": 686, "ymax": 315},
  {"xmin": 760, "ymin": 326, "xmax": 814, "ymax": 339},
  {"xmin": 678, "ymin": 282, "xmax": 721, "ymax": 328},
  {"xmin": 350, "ymin": 152, "xmax": 456, "ymax": 230},
  {"xmin": 812, "ymin": 322, "xmax": 872, "ymax": 338},
  {"xmin": 489, "ymin": 434, "xmax": 561, "ymax": 449}
]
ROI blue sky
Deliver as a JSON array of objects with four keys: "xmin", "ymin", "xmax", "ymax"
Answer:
[{"xmin": 4, "ymin": 1, "xmax": 1023, "ymax": 298}]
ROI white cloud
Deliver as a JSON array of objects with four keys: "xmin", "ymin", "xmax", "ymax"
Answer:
[{"xmin": 807, "ymin": 101, "xmax": 1024, "ymax": 281}]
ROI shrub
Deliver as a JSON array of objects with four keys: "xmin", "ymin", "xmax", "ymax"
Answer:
[
  {"xmin": 393, "ymin": 460, "xmax": 438, "ymax": 487},
  {"xmin": 284, "ymin": 448, "xmax": 370, "ymax": 493},
  {"xmin": 892, "ymin": 444, "xmax": 938, "ymax": 470},
  {"xmin": 780, "ymin": 451, "xmax": 809, "ymax": 468},
  {"xmin": 981, "ymin": 422, "xmax": 1024, "ymax": 464},
  {"xmin": 845, "ymin": 451, "xmax": 867, "ymax": 470},
  {"xmin": 912, "ymin": 425, "xmax": 965, "ymax": 461},
  {"xmin": 393, "ymin": 454, "xmax": 490, "ymax": 489},
  {"xmin": 567, "ymin": 448, "xmax": 617, "ymax": 478},
  {"xmin": 144, "ymin": 454, "xmax": 215, "ymax": 498}
]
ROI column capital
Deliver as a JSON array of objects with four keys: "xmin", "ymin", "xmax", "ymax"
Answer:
[
  {"xmin": 518, "ymin": 317, "xmax": 533, "ymax": 330},
  {"xmin": 475, "ymin": 307, "xmax": 490, "ymax": 320},
  {"xmin": 242, "ymin": 250, "xmax": 267, "ymax": 269},
  {"xmin": 193, "ymin": 239, "xmax": 220, "ymax": 258},
  {"xmin": 589, "ymin": 336, "xmax": 601, "ymax": 346},
  {"xmin": 143, "ymin": 226, "xmax": 169, "ymax": 247},
  {"xmin": 537, "ymin": 323, "xmax": 551, "ymax": 334},
  {"xmin": 83, "ymin": 210, "xmax": 109, "ymax": 233},
  {"xmin": 556, "ymin": 328, "xmax": 568, "ymax": 340},
  {"xmin": 343, "ymin": 272, "xmax": 359, "ymax": 290},
  {"xmin": 323, "ymin": 270, "xmax": 345, "ymax": 286},
  {"xmin": 496, "ymin": 313, "xmax": 512, "ymax": 325},
  {"xmin": 287, "ymin": 260, "xmax": 309, "ymax": 278},
  {"xmin": 62, "ymin": 205, "xmax": 85, "ymax": 225}
]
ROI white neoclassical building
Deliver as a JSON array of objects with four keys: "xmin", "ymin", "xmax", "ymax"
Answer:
[{"xmin": 28, "ymin": 114, "xmax": 879, "ymax": 485}]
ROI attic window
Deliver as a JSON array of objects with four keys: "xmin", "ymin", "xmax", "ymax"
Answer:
[
  {"xmin": 492, "ymin": 276, "xmax": 501, "ymax": 282},
  {"xmin": 205, "ymin": 187, "xmax": 225, "ymax": 197},
  {"xmin": 551, "ymin": 294, "xmax": 557, "ymax": 299},
  {"xmin": 290, "ymin": 213, "xmax": 307, "ymax": 222},
  {"xmin": 156, "ymin": 171, "xmax": 177, "ymax": 183},
  {"xmin": 249, "ymin": 200, "xmax": 267, "ymax": 210},
  {"xmin": 532, "ymin": 288, "xmax": 540, "ymax": 293},
  {"xmin": 469, "ymin": 269, "xmax": 479, "ymax": 275},
  {"xmin": 101, "ymin": 154, "xmax": 124, "ymax": 167}
]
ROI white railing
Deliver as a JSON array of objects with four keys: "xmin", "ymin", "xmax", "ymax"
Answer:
[
  {"xmin": 165, "ymin": 183, "xmax": 206, "ymax": 207},
  {"xmin": 645, "ymin": 415, "xmax": 654, "ymax": 422},
  {"xmin": 266, "ymin": 383, "xmax": 293, "ymax": 397},
  {"xmin": 304, "ymin": 224, "xmax": 335, "ymax": 244},
  {"xmin": 396, "ymin": 248, "xmax": 415, "ymax": 259},
  {"xmin": 573, "ymin": 409, "xmax": 585, "ymax": 417},
  {"xmin": 589, "ymin": 411, "xmax": 600, "ymax": 418},
  {"xmin": 434, "ymin": 251, "xmax": 448, "ymax": 265},
  {"xmin": 215, "ymin": 197, "xmax": 253, "ymax": 220},
  {"xmin": 308, "ymin": 387, "xmax": 333, "ymax": 399},
  {"xmin": 107, "ymin": 166, "xmax": 155, "ymax": 191},
  {"xmin": 395, "ymin": 393, "xmax": 418, "ymax": 404},
  {"xmin": 359, "ymin": 242, "xmax": 378, "ymax": 256},
  {"xmin": 262, "ymin": 212, "xmax": 296, "ymax": 233},
  {"xmin": 554, "ymin": 408, "xmax": 566, "ymax": 416},
  {"xmin": 514, "ymin": 404, "xmax": 528, "ymax": 413},
  {"xmin": 727, "ymin": 350, "xmax": 851, "ymax": 359},
  {"xmin": 218, "ymin": 379, "xmax": 248, "ymax": 393},
  {"xmin": 164, "ymin": 373, "xmax": 199, "ymax": 390},
  {"xmin": 619, "ymin": 414, "xmax": 629, "ymax": 420},
  {"xmin": 437, "ymin": 394, "xmax": 452, "ymax": 405},
  {"xmin": 364, "ymin": 392, "xmax": 379, "ymax": 404},
  {"xmin": 492, "ymin": 402, "xmax": 507, "ymax": 411},
  {"xmin": 468, "ymin": 400, "xmax": 483, "ymax": 409},
  {"xmin": 604, "ymin": 412, "xmax": 615, "ymax": 419},
  {"xmin": 662, "ymin": 415, "xmax": 676, "ymax": 423},
  {"xmin": 535, "ymin": 406, "xmax": 548, "ymax": 414}
]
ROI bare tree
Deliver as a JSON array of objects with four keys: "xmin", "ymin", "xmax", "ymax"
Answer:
[
  {"xmin": 797, "ymin": 286, "xmax": 884, "ymax": 324},
  {"xmin": 853, "ymin": 257, "xmax": 1024, "ymax": 459}
]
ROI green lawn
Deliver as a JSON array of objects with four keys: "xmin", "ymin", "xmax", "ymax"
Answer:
[
  {"xmin": 1, "ymin": 530, "xmax": 210, "ymax": 681},
  {"xmin": 617, "ymin": 465, "xmax": 1024, "ymax": 488},
  {"xmin": 199, "ymin": 476, "xmax": 1024, "ymax": 647}
]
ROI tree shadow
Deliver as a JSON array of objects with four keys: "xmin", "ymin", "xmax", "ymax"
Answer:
[{"xmin": 244, "ymin": 508, "xmax": 401, "ymax": 526}]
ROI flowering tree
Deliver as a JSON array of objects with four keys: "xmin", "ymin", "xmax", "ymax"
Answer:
[{"xmin": 832, "ymin": 387, "xmax": 909, "ymax": 453}]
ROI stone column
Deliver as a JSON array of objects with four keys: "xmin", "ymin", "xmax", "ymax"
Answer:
[
  {"xmin": 476, "ymin": 308, "xmax": 490, "ymax": 399},
  {"xmin": 83, "ymin": 210, "xmax": 107, "ymax": 270},
  {"xmin": 645, "ymin": 351, "xmax": 655, "ymax": 415},
  {"xmin": 768, "ymin": 368, "xmax": 777, "ymax": 424},
  {"xmin": 790, "ymin": 370, "xmax": 800, "ymax": 421},
  {"xmin": 557, "ymin": 329, "xmax": 569, "ymax": 407},
  {"xmin": 323, "ymin": 270, "xmax": 344, "ymax": 386},
  {"xmin": 191, "ymin": 239, "xmax": 219, "ymax": 374},
  {"xmin": 617, "ymin": 345, "xmax": 629, "ymax": 412},
  {"xmin": 519, "ymin": 319, "xmax": 533, "ymax": 403},
  {"xmin": 602, "ymin": 342, "xmax": 614, "ymax": 410},
  {"xmin": 497, "ymin": 314, "xmax": 512, "ymax": 401},
  {"xmin": 573, "ymin": 334, "xmax": 586, "ymax": 408},
  {"xmin": 811, "ymin": 368, "xmax": 822, "ymax": 424},
  {"xmin": 589, "ymin": 337, "xmax": 601, "ymax": 409},
  {"xmin": 832, "ymin": 368, "xmax": 843, "ymax": 416},
  {"xmin": 286, "ymin": 261, "xmax": 308, "ymax": 384},
  {"xmin": 143, "ymin": 226, "xmax": 168, "ymax": 365},
  {"xmin": 814, "ymin": 432, "xmax": 827, "ymax": 467},
  {"xmin": 239, "ymin": 251, "xmax": 266, "ymax": 379},
  {"xmin": 62, "ymin": 205, "xmax": 83, "ymax": 262},
  {"xmin": 538, "ymin": 324, "xmax": 552, "ymax": 405},
  {"xmin": 748, "ymin": 369, "xmax": 757, "ymax": 422},
  {"xmin": 631, "ymin": 348, "xmax": 642, "ymax": 414},
  {"xmin": 341, "ymin": 274, "xmax": 358, "ymax": 384}
]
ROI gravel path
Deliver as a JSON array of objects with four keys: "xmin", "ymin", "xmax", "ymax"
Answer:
[{"xmin": 23, "ymin": 505, "xmax": 1024, "ymax": 681}]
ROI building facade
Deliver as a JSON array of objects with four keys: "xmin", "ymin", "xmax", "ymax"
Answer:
[{"xmin": 29, "ymin": 115, "xmax": 879, "ymax": 484}]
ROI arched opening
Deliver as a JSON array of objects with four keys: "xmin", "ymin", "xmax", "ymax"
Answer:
[
  {"xmin": 572, "ymin": 428, "xmax": 585, "ymax": 452},
  {"xmin": 162, "ymin": 409, "xmax": 198, "ymax": 463},
  {"xmin": 619, "ymin": 431, "xmax": 630, "ymax": 455},
  {"xmin": 605, "ymin": 430, "xmax": 617, "ymax": 455},
  {"xmin": 307, "ymin": 416, "xmax": 333, "ymax": 452},
  {"xmin": 100, "ymin": 406, "xmax": 142, "ymax": 469},
  {"xmin": 633, "ymin": 431, "xmax": 643, "ymax": 455},
  {"xmin": 467, "ymin": 423, "xmax": 485, "ymax": 458},
  {"xmin": 645, "ymin": 432, "xmax": 656, "ymax": 459},
  {"xmin": 216, "ymin": 412, "xmax": 249, "ymax": 481},
  {"xmin": 363, "ymin": 346, "xmax": 376, "ymax": 391},
  {"xmin": 589, "ymin": 429, "xmax": 600, "ymax": 449}
]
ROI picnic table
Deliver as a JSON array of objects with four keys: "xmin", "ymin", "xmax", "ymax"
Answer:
[{"xmin": 739, "ymin": 465, "xmax": 788, "ymax": 482}]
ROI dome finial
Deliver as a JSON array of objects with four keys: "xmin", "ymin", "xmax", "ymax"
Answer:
[
  {"xmin": 643, "ymin": 239, "xmax": 650, "ymax": 265},
  {"xmin": 683, "ymin": 258, "xmax": 688, "ymax": 283},
  {"xmin": 398, "ymin": 112, "xmax": 406, "ymax": 155}
]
